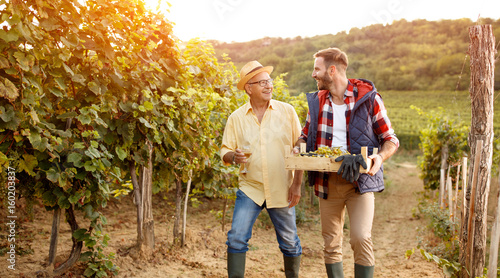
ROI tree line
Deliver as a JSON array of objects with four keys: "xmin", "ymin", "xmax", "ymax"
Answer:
[{"xmin": 212, "ymin": 18, "xmax": 500, "ymax": 95}]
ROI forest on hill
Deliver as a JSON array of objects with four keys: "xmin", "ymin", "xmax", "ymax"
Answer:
[{"xmin": 211, "ymin": 18, "xmax": 500, "ymax": 95}]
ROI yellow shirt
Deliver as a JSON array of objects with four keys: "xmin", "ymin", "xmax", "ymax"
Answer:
[{"xmin": 221, "ymin": 100, "xmax": 302, "ymax": 208}]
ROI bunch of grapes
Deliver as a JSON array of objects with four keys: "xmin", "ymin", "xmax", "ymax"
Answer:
[{"xmin": 300, "ymin": 146, "xmax": 349, "ymax": 157}]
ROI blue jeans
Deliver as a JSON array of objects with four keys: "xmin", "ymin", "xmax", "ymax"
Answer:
[{"xmin": 226, "ymin": 190, "xmax": 302, "ymax": 257}]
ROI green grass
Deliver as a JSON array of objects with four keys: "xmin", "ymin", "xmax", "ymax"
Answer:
[{"xmin": 382, "ymin": 90, "xmax": 500, "ymax": 150}]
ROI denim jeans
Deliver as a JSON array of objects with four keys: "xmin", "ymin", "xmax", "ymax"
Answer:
[{"xmin": 226, "ymin": 190, "xmax": 302, "ymax": 257}]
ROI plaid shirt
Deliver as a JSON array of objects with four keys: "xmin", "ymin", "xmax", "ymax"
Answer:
[{"xmin": 299, "ymin": 80, "xmax": 399, "ymax": 198}]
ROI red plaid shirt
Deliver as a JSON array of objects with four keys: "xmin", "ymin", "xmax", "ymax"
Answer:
[{"xmin": 299, "ymin": 79, "xmax": 399, "ymax": 198}]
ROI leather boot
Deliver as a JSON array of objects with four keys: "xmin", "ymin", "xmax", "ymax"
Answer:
[
  {"xmin": 354, "ymin": 263, "xmax": 374, "ymax": 278},
  {"xmin": 325, "ymin": 261, "xmax": 344, "ymax": 278},
  {"xmin": 283, "ymin": 255, "xmax": 301, "ymax": 278},
  {"xmin": 227, "ymin": 252, "xmax": 246, "ymax": 278}
]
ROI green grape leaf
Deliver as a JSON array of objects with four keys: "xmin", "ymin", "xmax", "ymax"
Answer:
[
  {"xmin": 18, "ymin": 154, "xmax": 38, "ymax": 176},
  {"xmin": 73, "ymin": 228, "xmax": 88, "ymax": 241},
  {"xmin": 115, "ymin": 146, "xmax": 127, "ymax": 161},
  {"xmin": 42, "ymin": 191, "xmax": 57, "ymax": 207},
  {"xmin": 57, "ymin": 195, "xmax": 71, "ymax": 209},
  {"xmin": 46, "ymin": 168, "xmax": 60, "ymax": 183},
  {"xmin": 68, "ymin": 152, "xmax": 83, "ymax": 164}
]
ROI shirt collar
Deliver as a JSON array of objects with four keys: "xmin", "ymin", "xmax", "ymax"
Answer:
[
  {"xmin": 322, "ymin": 80, "xmax": 356, "ymax": 101},
  {"xmin": 245, "ymin": 100, "xmax": 275, "ymax": 114},
  {"xmin": 345, "ymin": 80, "xmax": 355, "ymax": 97}
]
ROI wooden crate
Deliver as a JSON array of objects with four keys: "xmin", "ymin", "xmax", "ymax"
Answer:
[{"xmin": 285, "ymin": 144, "xmax": 376, "ymax": 173}]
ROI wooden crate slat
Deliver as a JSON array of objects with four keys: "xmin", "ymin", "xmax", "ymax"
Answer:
[{"xmin": 285, "ymin": 145, "xmax": 374, "ymax": 173}]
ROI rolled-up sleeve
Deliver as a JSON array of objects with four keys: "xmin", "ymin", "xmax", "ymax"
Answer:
[
  {"xmin": 372, "ymin": 95, "xmax": 399, "ymax": 148},
  {"xmin": 220, "ymin": 116, "xmax": 236, "ymax": 166}
]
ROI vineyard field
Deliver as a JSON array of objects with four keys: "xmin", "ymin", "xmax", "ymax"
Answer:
[{"xmin": 382, "ymin": 90, "xmax": 500, "ymax": 149}]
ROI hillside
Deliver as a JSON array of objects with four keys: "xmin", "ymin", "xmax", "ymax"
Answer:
[{"xmin": 211, "ymin": 18, "xmax": 500, "ymax": 95}]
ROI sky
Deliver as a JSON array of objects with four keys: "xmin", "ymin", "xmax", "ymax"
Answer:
[{"xmin": 144, "ymin": 0, "xmax": 500, "ymax": 43}]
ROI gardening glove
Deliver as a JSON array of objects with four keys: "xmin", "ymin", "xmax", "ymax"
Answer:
[{"xmin": 335, "ymin": 154, "xmax": 367, "ymax": 183}]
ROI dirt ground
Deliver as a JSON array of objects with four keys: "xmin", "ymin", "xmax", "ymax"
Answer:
[{"xmin": 1, "ymin": 153, "xmax": 447, "ymax": 278}]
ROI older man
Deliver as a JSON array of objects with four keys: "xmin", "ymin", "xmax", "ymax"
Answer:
[{"xmin": 221, "ymin": 61, "xmax": 303, "ymax": 277}]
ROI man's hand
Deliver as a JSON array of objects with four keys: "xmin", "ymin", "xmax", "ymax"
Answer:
[
  {"xmin": 233, "ymin": 149, "xmax": 248, "ymax": 164},
  {"xmin": 288, "ymin": 179, "xmax": 301, "ymax": 208},
  {"xmin": 288, "ymin": 169, "xmax": 303, "ymax": 207},
  {"xmin": 335, "ymin": 154, "xmax": 367, "ymax": 183},
  {"xmin": 289, "ymin": 143, "xmax": 304, "ymax": 208},
  {"xmin": 367, "ymin": 154, "xmax": 383, "ymax": 176}
]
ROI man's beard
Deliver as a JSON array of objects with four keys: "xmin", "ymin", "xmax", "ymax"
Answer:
[{"xmin": 317, "ymin": 74, "xmax": 333, "ymax": 90}]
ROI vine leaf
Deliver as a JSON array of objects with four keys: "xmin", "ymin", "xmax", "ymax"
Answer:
[
  {"xmin": 18, "ymin": 154, "xmax": 38, "ymax": 176},
  {"xmin": 115, "ymin": 146, "xmax": 127, "ymax": 161},
  {"xmin": 0, "ymin": 78, "xmax": 19, "ymax": 101},
  {"xmin": 0, "ymin": 105, "xmax": 15, "ymax": 121},
  {"xmin": 46, "ymin": 168, "xmax": 60, "ymax": 183},
  {"xmin": 0, "ymin": 29, "xmax": 19, "ymax": 42},
  {"xmin": 73, "ymin": 228, "xmax": 88, "ymax": 241},
  {"xmin": 68, "ymin": 152, "xmax": 83, "ymax": 164}
]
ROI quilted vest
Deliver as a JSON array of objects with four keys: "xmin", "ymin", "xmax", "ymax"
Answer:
[{"xmin": 305, "ymin": 79, "xmax": 384, "ymax": 194}]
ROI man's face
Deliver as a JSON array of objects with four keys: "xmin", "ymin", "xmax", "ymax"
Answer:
[
  {"xmin": 246, "ymin": 72, "xmax": 273, "ymax": 102},
  {"xmin": 312, "ymin": 57, "xmax": 333, "ymax": 90}
]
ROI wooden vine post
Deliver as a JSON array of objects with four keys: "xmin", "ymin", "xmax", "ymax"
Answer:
[
  {"xmin": 182, "ymin": 170, "xmax": 193, "ymax": 247},
  {"xmin": 453, "ymin": 163, "xmax": 461, "ymax": 223},
  {"xmin": 174, "ymin": 179, "xmax": 182, "ymax": 243},
  {"xmin": 142, "ymin": 141, "xmax": 155, "ymax": 249},
  {"xmin": 458, "ymin": 24, "xmax": 495, "ymax": 278},
  {"xmin": 130, "ymin": 140, "xmax": 155, "ymax": 251},
  {"xmin": 440, "ymin": 144, "xmax": 449, "ymax": 208},
  {"xmin": 462, "ymin": 157, "xmax": 468, "ymax": 221},
  {"xmin": 488, "ymin": 169, "xmax": 500, "ymax": 278}
]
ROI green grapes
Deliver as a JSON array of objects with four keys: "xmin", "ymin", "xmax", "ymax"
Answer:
[{"xmin": 299, "ymin": 146, "xmax": 349, "ymax": 157}]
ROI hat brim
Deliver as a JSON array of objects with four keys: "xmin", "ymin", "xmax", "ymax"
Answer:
[{"xmin": 237, "ymin": 66, "xmax": 273, "ymax": 90}]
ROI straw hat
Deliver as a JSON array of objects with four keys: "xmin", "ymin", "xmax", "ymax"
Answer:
[{"xmin": 237, "ymin": 61, "xmax": 273, "ymax": 90}]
